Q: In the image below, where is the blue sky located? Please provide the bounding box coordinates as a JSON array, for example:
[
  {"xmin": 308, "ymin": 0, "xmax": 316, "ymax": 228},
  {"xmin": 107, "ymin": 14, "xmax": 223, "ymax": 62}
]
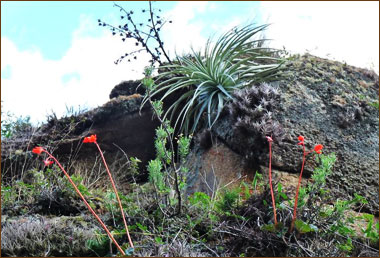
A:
[
  {"xmin": 1, "ymin": 1, "xmax": 262, "ymax": 59},
  {"xmin": 1, "ymin": 1, "xmax": 379, "ymax": 124}
]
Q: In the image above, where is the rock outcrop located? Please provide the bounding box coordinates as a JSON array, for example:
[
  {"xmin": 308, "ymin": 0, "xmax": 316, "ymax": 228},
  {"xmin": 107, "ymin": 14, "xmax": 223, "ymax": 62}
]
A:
[
  {"xmin": 209, "ymin": 54, "xmax": 379, "ymax": 215},
  {"xmin": 1, "ymin": 92, "xmax": 159, "ymax": 182}
]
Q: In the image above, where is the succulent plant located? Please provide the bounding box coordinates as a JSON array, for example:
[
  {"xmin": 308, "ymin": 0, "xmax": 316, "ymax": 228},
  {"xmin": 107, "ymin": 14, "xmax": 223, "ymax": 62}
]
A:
[{"xmin": 227, "ymin": 83, "xmax": 284, "ymax": 142}]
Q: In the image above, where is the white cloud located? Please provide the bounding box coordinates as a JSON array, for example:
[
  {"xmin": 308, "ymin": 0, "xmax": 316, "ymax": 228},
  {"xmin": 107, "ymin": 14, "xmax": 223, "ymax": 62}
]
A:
[
  {"xmin": 1, "ymin": 14, "xmax": 151, "ymax": 124},
  {"xmin": 259, "ymin": 1, "xmax": 379, "ymax": 73},
  {"xmin": 161, "ymin": 1, "xmax": 210, "ymax": 57}
]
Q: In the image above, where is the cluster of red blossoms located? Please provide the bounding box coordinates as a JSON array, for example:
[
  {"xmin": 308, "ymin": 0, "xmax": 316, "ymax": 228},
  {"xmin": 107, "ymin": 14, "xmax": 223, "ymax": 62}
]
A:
[
  {"xmin": 266, "ymin": 134, "xmax": 323, "ymax": 232},
  {"xmin": 32, "ymin": 147, "xmax": 53, "ymax": 167},
  {"xmin": 297, "ymin": 135, "xmax": 323, "ymax": 154},
  {"xmin": 83, "ymin": 134, "xmax": 97, "ymax": 143}
]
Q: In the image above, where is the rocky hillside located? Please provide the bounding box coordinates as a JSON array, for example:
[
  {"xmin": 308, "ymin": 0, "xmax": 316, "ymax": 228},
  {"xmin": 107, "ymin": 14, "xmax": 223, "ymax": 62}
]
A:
[{"xmin": 1, "ymin": 53, "xmax": 379, "ymax": 257}]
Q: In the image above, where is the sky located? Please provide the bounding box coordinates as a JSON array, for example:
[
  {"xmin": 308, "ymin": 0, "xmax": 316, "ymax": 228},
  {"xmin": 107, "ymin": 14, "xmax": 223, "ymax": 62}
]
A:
[{"xmin": 1, "ymin": 1, "xmax": 379, "ymax": 125}]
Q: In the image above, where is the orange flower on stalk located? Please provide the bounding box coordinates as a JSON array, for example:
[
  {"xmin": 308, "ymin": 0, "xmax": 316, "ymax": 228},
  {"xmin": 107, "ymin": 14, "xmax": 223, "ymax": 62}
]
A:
[
  {"xmin": 44, "ymin": 158, "xmax": 54, "ymax": 167},
  {"xmin": 290, "ymin": 136, "xmax": 324, "ymax": 233},
  {"xmin": 297, "ymin": 135, "xmax": 304, "ymax": 145},
  {"xmin": 82, "ymin": 133, "xmax": 134, "ymax": 248},
  {"xmin": 83, "ymin": 134, "xmax": 97, "ymax": 143},
  {"xmin": 314, "ymin": 144, "xmax": 323, "ymax": 154},
  {"xmin": 32, "ymin": 146, "xmax": 45, "ymax": 155}
]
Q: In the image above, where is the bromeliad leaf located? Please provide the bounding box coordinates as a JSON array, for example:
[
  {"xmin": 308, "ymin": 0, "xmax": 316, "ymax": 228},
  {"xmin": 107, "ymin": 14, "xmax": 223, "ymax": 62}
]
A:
[{"xmin": 141, "ymin": 23, "xmax": 284, "ymax": 135}]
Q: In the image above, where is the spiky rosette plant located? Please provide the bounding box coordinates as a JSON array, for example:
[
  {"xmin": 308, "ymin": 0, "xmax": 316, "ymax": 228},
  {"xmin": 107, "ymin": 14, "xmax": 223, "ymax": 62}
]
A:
[{"xmin": 141, "ymin": 24, "xmax": 284, "ymax": 135}]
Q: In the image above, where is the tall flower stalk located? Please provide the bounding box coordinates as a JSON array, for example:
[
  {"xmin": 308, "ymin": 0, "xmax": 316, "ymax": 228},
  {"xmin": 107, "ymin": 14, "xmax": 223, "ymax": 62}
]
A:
[
  {"xmin": 290, "ymin": 136, "xmax": 323, "ymax": 232},
  {"xmin": 32, "ymin": 146, "xmax": 126, "ymax": 256},
  {"xmin": 83, "ymin": 134, "xmax": 134, "ymax": 249},
  {"xmin": 266, "ymin": 136, "xmax": 277, "ymax": 226}
]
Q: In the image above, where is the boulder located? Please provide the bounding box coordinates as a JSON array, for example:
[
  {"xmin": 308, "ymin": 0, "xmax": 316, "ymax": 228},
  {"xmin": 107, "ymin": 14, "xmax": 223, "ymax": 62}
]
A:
[
  {"xmin": 186, "ymin": 140, "xmax": 256, "ymax": 196},
  {"xmin": 109, "ymin": 80, "xmax": 145, "ymax": 99}
]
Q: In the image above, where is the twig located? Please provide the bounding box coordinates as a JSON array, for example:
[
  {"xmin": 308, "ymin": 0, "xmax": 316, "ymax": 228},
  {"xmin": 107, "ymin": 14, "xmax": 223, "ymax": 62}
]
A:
[
  {"xmin": 293, "ymin": 234, "xmax": 314, "ymax": 257},
  {"xmin": 171, "ymin": 228, "xmax": 182, "ymax": 245},
  {"xmin": 189, "ymin": 235, "xmax": 220, "ymax": 257}
]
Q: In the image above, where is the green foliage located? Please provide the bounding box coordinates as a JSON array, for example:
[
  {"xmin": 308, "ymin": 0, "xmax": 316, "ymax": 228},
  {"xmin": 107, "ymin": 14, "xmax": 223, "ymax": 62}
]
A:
[
  {"xmin": 309, "ymin": 153, "xmax": 336, "ymax": 191},
  {"xmin": 64, "ymin": 174, "xmax": 91, "ymax": 197},
  {"xmin": 86, "ymin": 231, "xmax": 110, "ymax": 257},
  {"xmin": 252, "ymin": 171, "xmax": 263, "ymax": 194},
  {"xmin": 359, "ymin": 213, "xmax": 379, "ymax": 244},
  {"xmin": 276, "ymin": 182, "xmax": 288, "ymax": 204},
  {"xmin": 294, "ymin": 219, "xmax": 318, "ymax": 233},
  {"xmin": 240, "ymin": 181, "xmax": 251, "ymax": 200},
  {"xmin": 147, "ymin": 159, "xmax": 166, "ymax": 192},
  {"xmin": 337, "ymin": 237, "xmax": 354, "ymax": 253},
  {"xmin": 369, "ymin": 101, "xmax": 379, "ymax": 110},
  {"xmin": 154, "ymin": 237, "xmax": 164, "ymax": 245},
  {"xmin": 136, "ymin": 222, "xmax": 148, "ymax": 232},
  {"xmin": 141, "ymin": 24, "xmax": 284, "ymax": 134},
  {"xmin": 151, "ymin": 100, "xmax": 164, "ymax": 117},
  {"xmin": 326, "ymin": 194, "xmax": 368, "ymax": 239},
  {"xmin": 2, "ymin": 169, "xmax": 52, "ymax": 208},
  {"xmin": 217, "ymin": 188, "xmax": 240, "ymax": 212},
  {"xmin": 177, "ymin": 134, "xmax": 191, "ymax": 160},
  {"xmin": 129, "ymin": 157, "xmax": 141, "ymax": 177},
  {"xmin": 1, "ymin": 108, "xmax": 32, "ymax": 139},
  {"xmin": 189, "ymin": 192, "xmax": 211, "ymax": 210},
  {"xmin": 255, "ymin": 151, "xmax": 377, "ymax": 255}
]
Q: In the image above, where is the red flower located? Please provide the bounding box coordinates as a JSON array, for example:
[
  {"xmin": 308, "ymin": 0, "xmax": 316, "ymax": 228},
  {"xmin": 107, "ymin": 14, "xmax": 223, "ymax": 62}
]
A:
[
  {"xmin": 314, "ymin": 144, "xmax": 323, "ymax": 154},
  {"xmin": 44, "ymin": 158, "xmax": 54, "ymax": 167},
  {"xmin": 83, "ymin": 134, "xmax": 97, "ymax": 143},
  {"xmin": 32, "ymin": 146, "xmax": 45, "ymax": 155},
  {"xmin": 266, "ymin": 136, "xmax": 273, "ymax": 142},
  {"xmin": 297, "ymin": 135, "xmax": 304, "ymax": 145}
]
